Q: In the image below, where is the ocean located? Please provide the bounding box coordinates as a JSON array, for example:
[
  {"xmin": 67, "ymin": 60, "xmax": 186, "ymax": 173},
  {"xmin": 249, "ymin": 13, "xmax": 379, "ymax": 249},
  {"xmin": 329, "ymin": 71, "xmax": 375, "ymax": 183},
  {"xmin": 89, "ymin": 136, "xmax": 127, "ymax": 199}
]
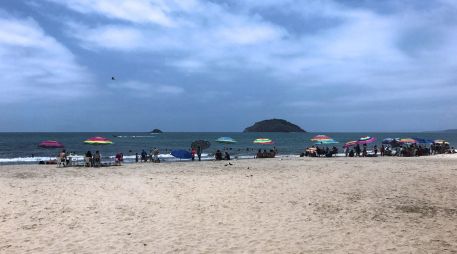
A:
[{"xmin": 0, "ymin": 132, "xmax": 456, "ymax": 164}]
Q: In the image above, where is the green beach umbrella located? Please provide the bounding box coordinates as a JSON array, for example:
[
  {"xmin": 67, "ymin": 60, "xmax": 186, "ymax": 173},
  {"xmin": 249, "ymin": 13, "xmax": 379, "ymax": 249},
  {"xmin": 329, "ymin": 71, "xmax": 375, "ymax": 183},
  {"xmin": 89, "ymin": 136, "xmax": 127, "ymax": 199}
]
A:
[{"xmin": 253, "ymin": 138, "xmax": 274, "ymax": 145}]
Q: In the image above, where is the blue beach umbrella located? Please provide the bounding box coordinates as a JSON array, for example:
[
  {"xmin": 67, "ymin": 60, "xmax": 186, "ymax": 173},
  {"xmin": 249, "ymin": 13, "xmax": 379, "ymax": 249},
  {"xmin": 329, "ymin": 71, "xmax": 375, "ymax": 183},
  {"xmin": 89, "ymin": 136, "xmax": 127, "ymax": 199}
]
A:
[
  {"xmin": 171, "ymin": 149, "xmax": 192, "ymax": 159},
  {"xmin": 412, "ymin": 138, "xmax": 434, "ymax": 144},
  {"xmin": 314, "ymin": 139, "xmax": 339, "ymax": 145},
  {"xmin": 382, "ymin": 138, "xmax": 395, "ymax": 144}
]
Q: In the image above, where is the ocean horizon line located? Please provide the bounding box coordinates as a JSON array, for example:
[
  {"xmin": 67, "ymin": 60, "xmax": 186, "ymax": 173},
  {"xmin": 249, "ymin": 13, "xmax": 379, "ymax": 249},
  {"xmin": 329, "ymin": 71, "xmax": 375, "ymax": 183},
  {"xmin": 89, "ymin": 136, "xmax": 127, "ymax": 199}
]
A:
[{"xmin": 0, "ymin": 130, "xmax": 454, "ymax": 134}]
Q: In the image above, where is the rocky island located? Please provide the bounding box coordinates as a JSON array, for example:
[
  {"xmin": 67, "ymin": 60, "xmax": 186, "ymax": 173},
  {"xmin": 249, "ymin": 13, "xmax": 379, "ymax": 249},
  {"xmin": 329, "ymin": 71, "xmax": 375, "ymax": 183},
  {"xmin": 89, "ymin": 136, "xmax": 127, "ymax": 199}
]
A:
[
  {"xmin": 243, "ymin": 119, "xmax": 306, "ymax": 133},
  {"xmin": 150, "ymin": 129, "xmax": 163, "ymax": 133}
]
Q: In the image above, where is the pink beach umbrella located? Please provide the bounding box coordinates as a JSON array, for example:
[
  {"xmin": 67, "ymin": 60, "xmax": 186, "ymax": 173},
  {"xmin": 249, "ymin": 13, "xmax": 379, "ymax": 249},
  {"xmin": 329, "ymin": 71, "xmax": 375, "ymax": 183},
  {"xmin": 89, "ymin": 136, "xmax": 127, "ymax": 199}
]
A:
[
  {"xmin": 357, "ymin": 136, "xmax": 376, "ymax": 145},
  {"xmin": 343, "ymin": 140, "xmax": 358, "ymax": 148},
  {"xmin": 38, "ymin": 140, "xmax": 64, "ymax": 149}
]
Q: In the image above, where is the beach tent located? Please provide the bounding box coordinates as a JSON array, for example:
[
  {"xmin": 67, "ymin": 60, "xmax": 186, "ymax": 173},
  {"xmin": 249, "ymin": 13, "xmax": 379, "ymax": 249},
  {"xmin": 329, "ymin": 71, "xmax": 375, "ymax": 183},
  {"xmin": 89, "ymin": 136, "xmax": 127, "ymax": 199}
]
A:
[{"xmin": 253, "ymin": 138, "xmax": 274, "ymax": 145}]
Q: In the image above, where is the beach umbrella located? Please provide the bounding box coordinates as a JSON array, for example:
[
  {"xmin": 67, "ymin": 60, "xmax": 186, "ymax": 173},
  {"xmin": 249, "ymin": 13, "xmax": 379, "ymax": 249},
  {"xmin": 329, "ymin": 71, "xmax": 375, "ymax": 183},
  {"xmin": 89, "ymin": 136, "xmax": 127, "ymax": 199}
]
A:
[
  {"xmin": 310, "ymin": 135, "xmax": 333, "ymax": 141},
  {"xmin": 434, "ymin": 139, "xmax": 449, "ymax": 144},
  {"xmin": 315, "ymin": 139, "xmax": 339, "ymax": 145},
  {"xmin": 382, "ymin": 138, "xmax": 395, "ymax": 144},
  {"xmin": 215, "ymin": 137, "xmax": 237, "ymax": 144},
  {"xmin": 171, "ymin": 149, "xmax": 192, "ymax": 159},
  {"xmin": 413, "ymin": 138, "xmax": 434, "ymax": 144},
  {"xmin": 253, "ymin": 138, "xmax": 274, "ymax": 145},
  {"xmin": 357, "ymin": 136, "xmax": 376, "ymax": 145},
  {"xmin": 398, "ymin": 138, "xmax": 417, "ymax": 144},
  {"xmin": 84, "ymin": 137, "xmax": 113, "ymax": 145},
  {"xmin": 191, "ymin": 140, "xmax": 211, "ymax": 150},
  {"xmin": 343, "ymin": 140, "xmax": 358, "ymax": 148},
  {"xmin": 38, "ymin": 140, "xmax": 64, "ymax": 148}
]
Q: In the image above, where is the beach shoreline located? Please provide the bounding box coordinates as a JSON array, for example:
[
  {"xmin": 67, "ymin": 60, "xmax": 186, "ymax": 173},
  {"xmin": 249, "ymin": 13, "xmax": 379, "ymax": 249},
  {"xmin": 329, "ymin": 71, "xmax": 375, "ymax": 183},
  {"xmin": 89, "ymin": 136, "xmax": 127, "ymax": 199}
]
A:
[{"xmin": 1, "ymin": 156, "xmax": 457, "ymax": 253}]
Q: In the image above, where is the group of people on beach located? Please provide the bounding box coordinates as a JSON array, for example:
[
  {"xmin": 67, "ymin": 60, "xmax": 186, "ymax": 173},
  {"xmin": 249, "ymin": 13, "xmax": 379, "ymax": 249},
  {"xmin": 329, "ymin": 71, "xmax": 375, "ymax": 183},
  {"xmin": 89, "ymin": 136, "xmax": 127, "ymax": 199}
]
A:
[
  {"xmin": 256, "ymin": 149, "xmax": 277, "ymax": 158},
  {"xmin": 302, "ymin": 146, "xmax": 339, "ymax": 157},
  {"xmin": 84, "ymin": 150, "xmax": 103, "ymax": 167},
  {"xmin": 137, "ymin": 148, "xmax": 160, "ymax": 163},
  {"xmin": 215, "ymin": 150, "xmax": 231, "ymax": 160},
  {"xmin": 303, "ymin": 142, "xmax": 455, "ymax": 158},
  {"xmin": 49, "ymin": 139, "xmax": 455, "ymax": 167}
]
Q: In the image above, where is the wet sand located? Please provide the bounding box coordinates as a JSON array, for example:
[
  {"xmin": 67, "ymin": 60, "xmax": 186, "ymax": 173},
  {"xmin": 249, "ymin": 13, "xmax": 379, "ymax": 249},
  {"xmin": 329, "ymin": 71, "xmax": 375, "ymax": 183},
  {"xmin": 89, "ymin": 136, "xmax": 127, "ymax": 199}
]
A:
[{"xmin": 1, "ymin": 155, "xmax": 457, "ymax": 253}]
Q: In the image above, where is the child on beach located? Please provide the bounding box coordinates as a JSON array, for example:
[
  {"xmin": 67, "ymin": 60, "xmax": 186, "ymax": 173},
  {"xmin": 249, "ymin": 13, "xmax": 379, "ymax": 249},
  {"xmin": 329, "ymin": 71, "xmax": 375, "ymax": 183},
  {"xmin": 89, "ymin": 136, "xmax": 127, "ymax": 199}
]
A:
[{"xmin": 115, "ymin": 152, "xmax": 122, "ymax": 166}]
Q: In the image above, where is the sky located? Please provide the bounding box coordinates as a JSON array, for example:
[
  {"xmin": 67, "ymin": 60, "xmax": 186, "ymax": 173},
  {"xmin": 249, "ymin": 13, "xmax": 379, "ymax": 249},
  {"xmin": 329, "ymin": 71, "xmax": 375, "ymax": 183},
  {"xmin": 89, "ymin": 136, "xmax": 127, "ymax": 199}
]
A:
[{"xmin": 1, "ymin": 0, "xmax": 457, "ymax": 132}]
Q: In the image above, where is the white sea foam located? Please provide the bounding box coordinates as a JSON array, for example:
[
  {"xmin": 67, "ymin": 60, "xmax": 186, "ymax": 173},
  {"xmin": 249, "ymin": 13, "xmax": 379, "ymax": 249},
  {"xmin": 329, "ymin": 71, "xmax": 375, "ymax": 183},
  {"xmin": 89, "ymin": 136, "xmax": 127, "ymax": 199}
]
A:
[{"xmin": 113, "ymin": 136, "xmax": 156, "ymax": 138}]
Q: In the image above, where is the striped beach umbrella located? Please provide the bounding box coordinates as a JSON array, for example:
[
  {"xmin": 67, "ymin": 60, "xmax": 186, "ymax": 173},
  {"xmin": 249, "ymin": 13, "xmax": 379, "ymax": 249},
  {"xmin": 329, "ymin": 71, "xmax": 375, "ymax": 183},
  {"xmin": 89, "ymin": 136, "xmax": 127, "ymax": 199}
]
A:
[
  {"xmin": 38, "ymin": 140, "xmax": 64, "ymax": 148},
  {"xmin": 315, "ymin": 139, "xmax": 339, "ymax": 145},
  {"xmin": 413, "ymin": 138, "xmax": 434, "ymax": 144},
  {"xmin": 398, "ymin": 138, "xmax": 417, "ymax": 144},
  {"xmin": 357, "ymin": 136, "xmax": 376, "ymax": 145},
  {"xmin": 343, "ymin": 140, "xmax": 358, "ymax": 148},
  {"xmin": 253, "ymin": 138, "xmax": 274, "ymax": 145},
  {"xmin": 215, "ymin": 137, "xmax": 237, "ymax": 144},
  {"xmin": 84, "ymin": 137, "xmax": 113, "ymax": 145},
  {"xmin": 310, "ymin": 135, "xmax": 333, "ymax": 141}
]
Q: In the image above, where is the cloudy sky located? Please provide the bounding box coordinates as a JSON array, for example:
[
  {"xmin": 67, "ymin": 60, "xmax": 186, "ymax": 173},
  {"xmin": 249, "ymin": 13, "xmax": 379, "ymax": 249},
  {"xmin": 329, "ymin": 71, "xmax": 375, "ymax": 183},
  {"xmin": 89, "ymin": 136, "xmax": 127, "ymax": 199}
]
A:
[{"xmin": 1, "ymin": 0, "xmax": 457, "ymax": 132}]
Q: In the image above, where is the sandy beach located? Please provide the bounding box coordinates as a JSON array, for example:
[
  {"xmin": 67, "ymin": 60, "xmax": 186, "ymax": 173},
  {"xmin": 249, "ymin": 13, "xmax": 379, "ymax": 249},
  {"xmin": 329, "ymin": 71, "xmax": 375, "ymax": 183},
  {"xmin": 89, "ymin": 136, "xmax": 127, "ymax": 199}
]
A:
[{"xmin": 1, "ymin": 156, "xmax": 457, "ymax": 253}]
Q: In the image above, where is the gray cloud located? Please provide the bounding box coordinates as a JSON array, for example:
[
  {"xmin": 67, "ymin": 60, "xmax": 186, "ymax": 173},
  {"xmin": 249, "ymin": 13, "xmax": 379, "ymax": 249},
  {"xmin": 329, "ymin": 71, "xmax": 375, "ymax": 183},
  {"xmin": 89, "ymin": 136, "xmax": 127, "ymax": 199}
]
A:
[{"xmin": 1, "ymin": 0, "xmax": 457, "ymax": 131}]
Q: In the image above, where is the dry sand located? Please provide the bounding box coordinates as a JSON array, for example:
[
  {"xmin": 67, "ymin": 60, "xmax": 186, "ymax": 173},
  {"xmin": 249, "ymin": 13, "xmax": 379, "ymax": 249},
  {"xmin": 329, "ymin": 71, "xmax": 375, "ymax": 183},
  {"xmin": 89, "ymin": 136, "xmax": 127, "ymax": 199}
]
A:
[{"xmin": 1, "ymin": 156, "xmax": 457, "ymax": 253}]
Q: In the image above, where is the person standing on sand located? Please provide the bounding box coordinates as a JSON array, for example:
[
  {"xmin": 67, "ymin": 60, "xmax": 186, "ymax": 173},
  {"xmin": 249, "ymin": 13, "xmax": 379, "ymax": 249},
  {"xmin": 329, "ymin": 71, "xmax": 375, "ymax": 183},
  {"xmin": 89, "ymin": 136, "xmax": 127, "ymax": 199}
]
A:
[
  {"xmin": 380, "ymin": 145, "xmax": 385, "ymax": 156},
  {"xmin": 141, "ymin": 150, "xmax": 147, "ymax": 162},
  {"xmin": 355, "ymin": 144, "xmax": 361, "ymax": 157},
  {"xmin": 153, "ymin": 148, "xmax": 160, "ymax": 163},
  {"xmin": 135, "ymin": 153, "xmax": 139, "ymax": 163},
  {"xmin": 58, "ymin": 149, "xmax": 66, "ymax": 167},
  {"xmin": 374, "ymin": 145, "xmax": 378, "ymax": 156},
  {"xmin": 344, "ymin": 146, "xmax": 349, "ymax": 157},
  {"xmin": 197, "ymin": 146, "xmax": 202, "ymax": 161},
  {"xmin": 362, "ymin": 145, "xmax": 367, "ymax": 157},
  {"xmin": 85, "ymin": 151, "xmax": 92, "ymax": 167},
  {"xmin": 191, "ymin": 148, "xmax": 196, "ymax": 161},
  {"xmin": 94, "ymin": 151, "xmax": 101, "ymax": 167}
]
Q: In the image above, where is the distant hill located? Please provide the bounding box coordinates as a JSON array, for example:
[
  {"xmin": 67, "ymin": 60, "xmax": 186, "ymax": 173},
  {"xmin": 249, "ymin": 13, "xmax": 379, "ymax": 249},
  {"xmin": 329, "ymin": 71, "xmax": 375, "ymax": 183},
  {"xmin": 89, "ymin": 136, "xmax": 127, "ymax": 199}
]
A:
[
  {"xmin": 243, "ymin": 119, "xmax": 306, "ymax": 133},
  {"xmin": 150, "ymin": 129, "xmax": 163, "ymax": 133},
  {"xmin": 442, "ymin": 129, "xmax": 457, "ymax": 133}
]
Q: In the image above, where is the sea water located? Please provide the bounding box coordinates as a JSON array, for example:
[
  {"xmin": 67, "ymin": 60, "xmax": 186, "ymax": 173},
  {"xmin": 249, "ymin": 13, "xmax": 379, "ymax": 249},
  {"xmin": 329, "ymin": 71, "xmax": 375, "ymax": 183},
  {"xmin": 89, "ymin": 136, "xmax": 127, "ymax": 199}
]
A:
[{"xmin": 0, "ymin": 132, "xmax": 456, "ymax": 165}]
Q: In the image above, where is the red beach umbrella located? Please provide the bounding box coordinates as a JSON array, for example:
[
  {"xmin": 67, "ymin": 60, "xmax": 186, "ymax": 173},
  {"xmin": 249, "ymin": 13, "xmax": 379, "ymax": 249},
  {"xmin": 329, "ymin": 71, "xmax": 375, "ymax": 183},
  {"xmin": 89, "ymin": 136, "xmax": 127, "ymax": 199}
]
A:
[{"xmin": 38, "ymin": 140, "xmax": 64, "ymax": 148}]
